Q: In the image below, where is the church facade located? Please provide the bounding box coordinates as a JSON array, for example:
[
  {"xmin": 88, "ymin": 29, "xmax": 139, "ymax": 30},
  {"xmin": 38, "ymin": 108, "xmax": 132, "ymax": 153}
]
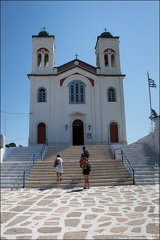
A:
[{"xmin": 28, "ymin": 29, "xmax": 127, "ymax": 146}]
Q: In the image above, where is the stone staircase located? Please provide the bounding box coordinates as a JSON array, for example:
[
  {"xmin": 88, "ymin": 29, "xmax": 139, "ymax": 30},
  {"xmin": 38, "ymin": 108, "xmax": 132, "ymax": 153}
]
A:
[
  {"xmin": 25, "ymin": 145, "xmax": 133, "ymax": 189},
  {"xmin": 1, "ymin": 146, "xmax": 43, "ymax": 189},
  {"xmin": 112, "ymin": 143, "xmax": 159, "ymax": 185}
]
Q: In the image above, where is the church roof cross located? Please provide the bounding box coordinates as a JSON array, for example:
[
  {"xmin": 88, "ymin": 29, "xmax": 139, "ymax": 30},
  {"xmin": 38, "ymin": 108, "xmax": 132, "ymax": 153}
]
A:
[
  {"xmin": 104, "ymin": 28, "xmax": 107, "ymax": 32},
  {"xmin": 75, "ymin": 53, "xmax": 79, "ymax": 59},
  {"xmin": 42, "ymin": 27, "xmax": 46, "ymax": 31}
]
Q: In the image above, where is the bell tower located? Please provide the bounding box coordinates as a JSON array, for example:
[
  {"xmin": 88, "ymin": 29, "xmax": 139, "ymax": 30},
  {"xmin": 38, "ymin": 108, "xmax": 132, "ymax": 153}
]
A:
[
  {"xmin": 95, "ymin": 29, "xmax": 121, "ymax": 75},
  {"xmin": 31, "ymin": 28, "xmax": 55, "ymax": 74}
]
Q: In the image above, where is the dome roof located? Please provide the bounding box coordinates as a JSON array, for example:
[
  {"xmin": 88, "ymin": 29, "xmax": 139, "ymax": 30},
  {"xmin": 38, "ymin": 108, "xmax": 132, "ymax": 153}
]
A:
[
  {"xmin": 100, "ymin": 31, "xmax": 113, "ymax": 38},
  {"xmin": 38, "ymin": 30, "xmax": 50, "ymax": 37},
  {"xmin": 32, "ymin": 29, "xmax": 55, "ymax": 39}
]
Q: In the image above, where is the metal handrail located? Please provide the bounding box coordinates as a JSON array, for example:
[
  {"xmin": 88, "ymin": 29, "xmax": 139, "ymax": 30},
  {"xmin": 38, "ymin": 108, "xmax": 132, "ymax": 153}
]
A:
[
  {"xmin": 120, "ymin": 149, "xmax": 135, "ymax": 184},
  {"xmin": 22, "ymin": 152, "xmax": 35, "ymax": 188},
  {"xmin": 40, "ymin": 138, "xmax": 48, "ymax": 161},
  {"xmin": 112, "ymin": 147, "xmax": 135, "ymax": 184}
]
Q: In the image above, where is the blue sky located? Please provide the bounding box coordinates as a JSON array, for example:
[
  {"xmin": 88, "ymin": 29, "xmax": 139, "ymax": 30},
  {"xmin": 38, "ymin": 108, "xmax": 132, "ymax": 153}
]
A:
[{"xmin": 1, "ymin": 1, "xmax": 159, "ymax": 146}]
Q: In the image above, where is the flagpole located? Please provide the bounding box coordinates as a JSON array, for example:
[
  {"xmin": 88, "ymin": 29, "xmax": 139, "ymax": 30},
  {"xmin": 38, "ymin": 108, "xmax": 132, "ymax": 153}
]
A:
[
  {"xmin": 4, "ymin": 105, "xmax": 7, "ymax": 140},
  {"xmin": 147, "ymin": 71, "xmax": 154, "ymax": 132},
  {"xmin": 147, "ymin": 71, "xmax": 155, "ymax": 152}
]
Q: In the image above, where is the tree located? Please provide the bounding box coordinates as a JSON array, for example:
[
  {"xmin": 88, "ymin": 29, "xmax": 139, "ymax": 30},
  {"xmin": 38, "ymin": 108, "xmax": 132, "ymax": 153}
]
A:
[
  {"xmin": 8, "ymin": 142, "xmax": 16, "ymax": 147},
  {"xmin": 149, "ymin": 109, "xmax": 158, "ymax": 122}
]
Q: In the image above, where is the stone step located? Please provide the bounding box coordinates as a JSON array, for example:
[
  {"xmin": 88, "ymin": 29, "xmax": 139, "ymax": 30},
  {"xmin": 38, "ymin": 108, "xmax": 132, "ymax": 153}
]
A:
[
  {"xmin": 32, "ymin": 164, "xmax": 126, "ymax": 171},
  {"xmin": 28, "ymin": 172, "xmax": 131, "ymax": 178},
  {"xmin": 1, "ymin": 173, "xmax": 28, "ymax": 177},
  {"xmin": 1, "ymin": 166, "xmax": 28, "ymax": 170},
  {"xmin": 132, "ymin": 166, "xmax": 158, "ymax": 170},
  {"xmin": 32, "ymin": 166, "xmax": 129, "ymax": 171},
  {"xmin": 1, "ymin": 178, "xmax": 24, "ymax": 183},
  {"xmin": 135, "ymin": 180, "xmax": 157, "ymax": 185},
  {"xmin": 2, "ymin": 161, "xmax": 29, "ymax": 165},
  {"xmin": 29, "ymin": 168, "xmax": 129, "ymax": 174},
  {"xmin": 1, "ymin": 183, "xmax": 23, "ymax": 189},
  {"xmin": 25, "ymin": 180, "xmax": 133, "ymax": 189}
]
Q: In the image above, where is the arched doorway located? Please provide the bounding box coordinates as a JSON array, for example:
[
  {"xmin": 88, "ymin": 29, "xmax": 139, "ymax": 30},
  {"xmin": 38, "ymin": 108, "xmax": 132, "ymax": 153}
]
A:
[
  {"xmin": 37, "ymin": 123, "xmax": 46, "ymax": 144},
  {"xmin": 110, "ymin": 122, "xmax": 118, "ymax": 143},
  {"xmin": 72, "ymin": 119, "xmax": 84, "ymax": 145}
]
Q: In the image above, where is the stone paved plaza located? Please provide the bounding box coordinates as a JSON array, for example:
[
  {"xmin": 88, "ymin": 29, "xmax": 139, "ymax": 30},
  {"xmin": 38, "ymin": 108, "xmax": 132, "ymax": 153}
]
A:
[{"xmin": 1, "ymin": 184, "xmax": 159, "ymax": 239}]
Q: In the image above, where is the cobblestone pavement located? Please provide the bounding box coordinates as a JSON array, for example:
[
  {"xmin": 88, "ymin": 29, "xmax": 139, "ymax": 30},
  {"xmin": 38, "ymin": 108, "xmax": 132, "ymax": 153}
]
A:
[{"xmin": 1, "ymin": 184, "xmax": 159, "ymax": 240}]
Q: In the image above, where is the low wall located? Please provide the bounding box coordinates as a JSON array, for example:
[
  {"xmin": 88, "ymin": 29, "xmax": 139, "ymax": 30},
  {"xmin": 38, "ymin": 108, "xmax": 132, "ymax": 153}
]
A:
[
  {"xmin": 1, "ymin": 147, "xmax": 16, "ymax": 162},
  {"xmin": 0, "ymin": 148, "xmax": 5, "ymax": 162},
  {"xmin": 137, "ymin": 117, "xmax": 159, "ymax": 156}
]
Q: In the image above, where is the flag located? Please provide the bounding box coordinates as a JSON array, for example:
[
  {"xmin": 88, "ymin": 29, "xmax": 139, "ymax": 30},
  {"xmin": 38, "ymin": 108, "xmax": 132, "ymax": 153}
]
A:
[{"xmin": 148, "ymin": 78, "xmax": 157, "ymax": 88}]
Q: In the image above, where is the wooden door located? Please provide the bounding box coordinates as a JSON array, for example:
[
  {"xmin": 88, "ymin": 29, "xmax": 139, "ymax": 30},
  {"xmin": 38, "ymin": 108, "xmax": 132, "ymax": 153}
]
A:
[
  {"xmin": 37, "ymin": 123, "xmax": 46, "ymax": 144},
  {"xmin": 110, "ymin": 122, "xmax": 118, "ymax": 143},
  {"xmin": 72, "ymin": 119, "xmax": 84, "ymax": 145}
]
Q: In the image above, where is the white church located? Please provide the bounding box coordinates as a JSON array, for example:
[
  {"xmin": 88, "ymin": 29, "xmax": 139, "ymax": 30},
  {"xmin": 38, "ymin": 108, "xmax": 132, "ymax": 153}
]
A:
[{"xmin": 28, "ymin": 29, "xmax": 127, "ymax": 146}]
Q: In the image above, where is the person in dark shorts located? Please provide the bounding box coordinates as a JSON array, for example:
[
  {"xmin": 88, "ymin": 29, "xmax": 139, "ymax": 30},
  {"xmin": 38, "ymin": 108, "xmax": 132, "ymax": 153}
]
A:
[{"xmin": 82, "ymin": 157, "xmax": 91, "ymax": 189}]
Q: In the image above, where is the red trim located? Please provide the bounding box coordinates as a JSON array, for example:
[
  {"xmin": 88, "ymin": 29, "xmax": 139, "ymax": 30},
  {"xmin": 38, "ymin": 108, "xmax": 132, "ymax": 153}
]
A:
[
  {"xmin": 57, "ymin": 60, "xmax": 96, "ymax": 73},
  {"xmin": 104, "ymin": 48, "xmax": 115, "ymax": 53},
  {"xmin": 60, "ymin": 72, "xmax": 94, "ymax": 86},
  {"xmin": 36, "ymin": 48, "xmax": 49, "ymax": 53}
]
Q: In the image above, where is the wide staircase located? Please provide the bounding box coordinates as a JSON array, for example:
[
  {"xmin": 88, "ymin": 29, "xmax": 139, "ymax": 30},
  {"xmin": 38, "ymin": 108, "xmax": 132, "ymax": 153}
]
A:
[
  {"xmin": 113, "ymin": 143, "xmax": 159, "ymax": 185},
  {"xmin": 25, "ymin": 145, "xmax": 133, "ymax": 189},
  {"xmin": 1, "ymin": 146, "xmax": 43, "ymax": 189}
]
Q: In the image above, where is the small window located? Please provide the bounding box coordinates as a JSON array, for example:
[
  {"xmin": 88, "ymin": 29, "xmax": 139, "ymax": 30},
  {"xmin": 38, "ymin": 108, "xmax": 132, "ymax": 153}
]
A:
[
  {"xmin": 107, "ymin": 88, "xmax": 117, "ymax": 102},
  {"xmin": 68, "ymin": 80, "xmax": 86, "ymax": 104},
  {"xmin": 37, "ymin": 88, "xmax": 47, "ymax": 102}
]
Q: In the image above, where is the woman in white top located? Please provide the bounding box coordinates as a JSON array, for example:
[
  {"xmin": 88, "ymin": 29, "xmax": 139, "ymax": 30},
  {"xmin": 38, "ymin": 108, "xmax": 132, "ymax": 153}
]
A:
[{"xmin": 54, "ymin": 154, "xmax": 63, "ymax": 181}]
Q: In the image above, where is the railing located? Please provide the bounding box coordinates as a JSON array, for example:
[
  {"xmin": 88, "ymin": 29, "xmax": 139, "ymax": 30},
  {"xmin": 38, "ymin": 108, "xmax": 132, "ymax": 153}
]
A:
[
  {"xmin": 10, "ymin": 141, "xmax": 48, "ymax": 189},
  {"xmin": 40, "ymin": 138, "xmax": 48, "ymax": 161},
  {"xmin": 22, "ymin": 152, "xmax": 35, "ymax": 188},
  {"xmin": 22, "ymin": 140, "xmax": 48, "ymax": 188},
  {"xmin": 120, "ymin": 149, "xmax": 135, "ymax": 184},
  {"xmin": 111, "ymin": 146, "xmax": 135, "ymax": 184}
]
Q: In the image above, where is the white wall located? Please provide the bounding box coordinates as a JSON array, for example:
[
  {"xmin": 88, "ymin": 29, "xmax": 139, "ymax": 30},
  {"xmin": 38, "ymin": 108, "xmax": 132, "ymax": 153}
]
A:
[
  {"xmin": 137, "ymin": 116, "xmax": 159, "ymax": 156},
  {"xmin": 1, "ymin": 147, "xmax": 15, "ymax": 162}
]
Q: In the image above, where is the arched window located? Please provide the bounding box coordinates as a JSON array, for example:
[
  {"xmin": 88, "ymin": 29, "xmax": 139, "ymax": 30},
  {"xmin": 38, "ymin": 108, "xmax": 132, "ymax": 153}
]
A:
[
  {"xmin": 104, "ymin": 49, "xmax": 116, "ymax": 68},
  {"xmin": 104, "ymin": 54, "xmax": 109, "ymax": 67},
  {"xmin": 107, "ymin": 87, "xmax": 117, "ymax": 102},
  {"xmin": 37, "ymin": 53, "xmax": 42, "ymax": 67},
  {"xmin": 111, "ymin": 54, "xmax": 116, "ymax": 67},
  {"xmin": 36, "ymin": 48, "xmax": 49, "ymax": 67},
  {"xmin": 96, "ymin": 53, "xmax": 100, "ymax": 67},
  {"xmin": 68, "ymin": 80, "xmax": 86, "ymax": 104},
  {"xmin": 37, "ymin": 87, "xmax": 47, "ymax": 102},
  {"xmin": 44, "ymin": 53, "xmax": 49, "ymax": 66}
]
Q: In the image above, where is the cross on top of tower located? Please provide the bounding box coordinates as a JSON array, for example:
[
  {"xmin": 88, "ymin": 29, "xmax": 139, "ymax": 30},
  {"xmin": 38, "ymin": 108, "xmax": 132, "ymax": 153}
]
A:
[
  {"xmin": 42, "ymin": 27, "xmax": 46, "ymax": 31},
  {"xmin": 104, "ymin": 28, "xmax": 107, "ymax": 32},
  {"xmin": 75, "ymin": 53, "xmax": 79, "ymax": 59}
]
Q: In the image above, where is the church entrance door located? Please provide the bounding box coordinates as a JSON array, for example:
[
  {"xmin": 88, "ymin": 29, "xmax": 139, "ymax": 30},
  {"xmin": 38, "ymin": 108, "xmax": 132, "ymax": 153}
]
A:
[
  {"xmin": 37, "ymin": 123, "xmax": 46, "ymax": 144},
  {"xmin": 72, "ymin": 119, "xmax": 84, "ymax": 145},
  {"xmin": 110, "ymin": 122, "xmax": 118, "ymax": 142}
]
